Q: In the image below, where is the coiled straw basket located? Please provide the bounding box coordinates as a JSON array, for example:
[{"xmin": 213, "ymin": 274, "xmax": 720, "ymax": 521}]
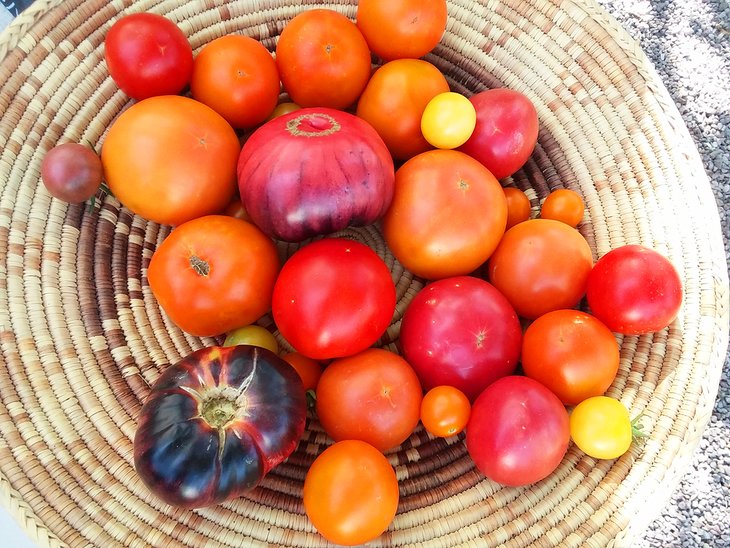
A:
[{"xmin": 0, "ymin": 0, "xmax": 728, "ymax": 546}]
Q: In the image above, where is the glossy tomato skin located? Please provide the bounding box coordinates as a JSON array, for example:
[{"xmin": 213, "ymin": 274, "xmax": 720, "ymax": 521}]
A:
[
  {"xmin": 104, "ymin": 13, "xmax": 193, "ymax": 100},
  {"xmin": 101, "ymin": 95, "xmax": 240, "ymax": 227},
  {"xmin": 399, "ymin": 276, "xmax": 522, "ymax": 401},
  {"xmin": 40, "ymin": 143, "xmax": 103, "ymax": 204},
  {"xmin": 147, "ymin": 215, "xmax": 280, "ymax": 338},
  {"xmin": 586, "ymin": 245, "xmax": 683, "ymax": 335},
  {"xmin": 272, "ymin": 238, "xmax": 396, "ymax": 360},
  {"xmin": 466, "ymin": 375, "xmax": 570, "ymax": 486},
  {"xmin": 134, "ymin": 345, "xmax": 306, "ymax": 509},
  {"xmin": 487, "ymin": 218, "xmax": 594, "ymax": 319},
  {"xmin": 458, "ymin": 88, "xmax": 539, "ymax": 180}
]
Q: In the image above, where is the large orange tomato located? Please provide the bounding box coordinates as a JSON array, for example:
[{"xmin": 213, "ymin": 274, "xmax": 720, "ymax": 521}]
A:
[
  {"xmin": 147, "ymin": 215, "xmax": 280, "ymax": 337},
  {"xmin": 383, "ymin": 149, "xmax": 508, "ymax": 280},
  {"xmin": 101, "ymin": 95, "xmax": 240, "ymax": 226},
  {"xmin": 356, "ymin": 59, "xmax": 449, "ymax": 161},
  {"xmin": 275, "ymin": 9, "xmax": 371, "ymax": 110},
  {"xmin": 356, "ymin": 0, "xmax": 447, "ymax": 61}
]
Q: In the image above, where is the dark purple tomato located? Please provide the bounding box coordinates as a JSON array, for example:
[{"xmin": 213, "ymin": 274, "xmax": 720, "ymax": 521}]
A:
[{"xmin": 40, "ymin": 143, "xmax": 103, "ymax": 204}]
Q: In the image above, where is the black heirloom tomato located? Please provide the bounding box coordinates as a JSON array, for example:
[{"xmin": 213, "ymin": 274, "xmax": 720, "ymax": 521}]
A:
[{"xmin": 133, "ymin": 345, "xmax": 307, "ymax": 508}]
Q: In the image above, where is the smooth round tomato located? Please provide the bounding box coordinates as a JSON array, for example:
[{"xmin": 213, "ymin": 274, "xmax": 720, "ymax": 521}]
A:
[
  {"xmin": 356, "ymin": 0, "xmax": 447, "ymax": 61},
  {"xmin": 421, "ymin": 92, "xmax": 477, "ymax": 149},
  {"xmin": 541, "ymin": 188, "xmax": 585, "ymax": 227},
  {"xmin": 503, "ymin": 186, "xmax": 532, "ymax": 229},
  {"xmin": 276, "ymin": 9, "xmax": 371, "ymax": 110},
  {"xmin": 521, "ymin": 309, "xmax": 620, "ymax": 405},
  {"xmin": 586, "ymin": 245, "xmax": 683, "ymax": 335},
  {"xmin": 303, "ymin": 440, "xmax": 399, "ymax": 546},
  {"xmin": 458, "ymin": 88, "xmax": 539, "ymax": 180},
  {"xmin": 41, "ymin": 143, "xmax": 102, "ymax": 204},
  {"xmin": 487, "ymin": 218, "xmax": 594, "ymax": 319},
  {"xmin": 315, "ymin": 348, "xmax": 422, "ymax": 452},
  {"xmin": 466, "ymin": 375, "xmax": 570, "ymax": 486},
  {"xmin": 420, "ymin": 385, "xmax": 471, "ymax": 438},
  {"xmin": 570, "ymin": 396, "xmax": 635, "ymax": 459},
  {"xmin": 281, "ymin": 352, "xmax": 323, "ymax": 392},
  {"xmin": 271, "ymin": 238, "xmax": 396, "ymax": 360},
  {"xmin": 101, "ymin": 95, "xmax": 240, "ymax": 226},
  {"xmin": 383, "ymin": 149, "xmax": 507, "ymax": 280},
  {"xmin": 104, "ymin": 13, "xmax": 193, "ymax": 100},
  {"xmin": 356, "ymin": 59, "xmax": 449, "ymax": 161},
  {"xmin": 190, "ymin": 35, "xmax": 280, "ymax": 129},
  {"xmin": 267, "ymin": 102, "xmax": 301, "ymax": 120},
  {"xmin": 147, "ymin": 215, "xmax": 280, "ymax": 337},
  {"xmin": 399, "ymin": 276, "xmax": 522, "ymax": 402},
  {"xmin": 223, "ymin": 325, "xmax": 279, "ymax": 354}
]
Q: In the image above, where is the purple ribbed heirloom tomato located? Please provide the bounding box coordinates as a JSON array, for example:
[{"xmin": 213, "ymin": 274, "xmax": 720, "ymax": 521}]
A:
[{"xmin": 133, "ymin": 345, "xmax": 306, "ymax": 509}]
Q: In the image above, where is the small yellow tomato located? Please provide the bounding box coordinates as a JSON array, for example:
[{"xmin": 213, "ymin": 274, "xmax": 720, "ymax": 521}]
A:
[
  {"xmin": 569, "ymin": 396, "xmax": 638, "ymax": 459},
  {"xmin": 267, "ymin": 101, "xmax": 301, "ymax": 120},
  {"xmin": 420, "ymin": 92, "xmax": 477, "ymax": 149},
  {"xmin": 223, "ymin": 324, "xmax": 279, "ymax": 354}
]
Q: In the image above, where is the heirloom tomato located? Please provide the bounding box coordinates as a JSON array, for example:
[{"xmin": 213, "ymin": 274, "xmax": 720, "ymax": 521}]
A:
[
  {"xmin": 276, "ymin": 9, "xmax": 371, "ymax": 109},
  {"xmin": 487, "ymin": 218, "xmax": 593, "ymax": 319},
  {"xmin": 315, "ymin": 348, "xmax": 422, "ymax": 452},
  {"xmin": 399, "ymin": 276, "xmax": 521, "ymax": 401},
  {"xmin": 420, "ymin": 92, "xmax": 477, "ymax": 150},
  {"xmin": 271, "ymin": 238, "xmax": 396, "ymax": 360},
  {"xmin": 586, "ymin": 245, "xmax": 683, "ymax": 335},
  {"xmin": 521, "ymin": 309, "xmax": 620, "ymax": 405},
  {"xmin": 147, "ymin": 215, "xmax": 280, "ymax": 338},
  {"xmin": 570, "ymin": 396, "xmax": 639, "ymax": 459},
  {"xmin": 101, "ymin": 95, "xmax": 240, "ymax": 226},
  {"xmin": 356, "ymin": 0, "xmax": 448, "ymax": 61},
  {"xmin": 540, "ymin": 188, "xmax": 585, "ymax": 227},
  {"xmin": 40, "ymin": 143, "xmax": 102, "ymax": 204},
  {"xmin": 134, "ymin": 345, "xmax": 306, "ymax": 509},
  {"xmin": 466, "ymin": 375, "xmax": 570, "ymax": 486},
  {"xmin": 420, "ymin": 385, "xmax": 471, "ymax": 438},
  {"xmin": 383, "ymin": 149, "xmax": 507, "ymax": 280},
  {"xmin": 303, "ymin": 440, "xmax": 399, "ymax": 546}
]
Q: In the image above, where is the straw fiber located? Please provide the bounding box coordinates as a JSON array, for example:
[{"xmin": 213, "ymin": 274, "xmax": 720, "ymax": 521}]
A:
[{"xmin": 0, "ymin": 0, "xmax": 727, "ymax": 546}]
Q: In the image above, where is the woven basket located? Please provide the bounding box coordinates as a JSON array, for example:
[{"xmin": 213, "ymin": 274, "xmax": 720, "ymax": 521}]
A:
[{"xmin": 0, "ymin": 0, "xmax": 728, "ymax": 546}]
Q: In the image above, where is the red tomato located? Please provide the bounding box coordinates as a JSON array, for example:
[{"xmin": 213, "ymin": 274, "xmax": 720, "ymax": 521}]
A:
[
  {"xmin": 521, "ymin": 309, "xmax": 620, "ymax": 405},
  {"xmin": 104, "ymin": 13, "xmax": 193, "ymax": 100},
  {"xmin": 315, "ymin": 348, "xmax": 422, "ymax": 452},
  {"xmin": 147, "ymin": 215, "xmax": 280, "ymax": 337},
  {"xmin": 503, "ymin": 186, "xmax": 532, "ymax": 229},
  {"xmin": 458, "ymin": 88, "xmax": 539, "ymax": 180},
  {"xmin": 420, "ymin": 385, "xmax": 471, "ymax": 438},
  {"xmin": 466, "ymin": 375, "xmax": 570, "ymax": 486},
  {"xmin": 383, "ymin": 149, "xmax": 508, "ymax": 280},
  {"xmin": 356, "ymin": 0, "xmax": 447, "ymax": 61},
  {"xmin": 586, "ymin": 245, "xmax": 683, "ymax": 334},
  {"xmin": 101, "ymin": 95, "xmax": 240, "ymax": 227},
  {"xmin": 271, "ymin": 238, "xmax": 396, "ymax": 360},
  {"xmin": 399, "ymin": 276, "xmax": 522, "ymax": 401},
  {"xmin": 276, "ymin": 9, "xmax": 371, "ymax": 110},
  {"xmin": 487, "ymin": 219, "xmax": 594, "ymax": 319},
  {"xmin": 540, "ymin": 188, "xmax": 585, "ymax": 227},
  {"xmin": 303, "ymin": 440, "xmax": 399, "ymax": 546},
  {"xmin": 190, "ymin": 35, "xmax": 280, "ymax": 129}
]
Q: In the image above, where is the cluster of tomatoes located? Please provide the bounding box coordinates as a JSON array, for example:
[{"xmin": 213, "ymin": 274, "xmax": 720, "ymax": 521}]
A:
[{"xmin": 38, "ymin": 1, "xmax": 685, "ymax": 546}]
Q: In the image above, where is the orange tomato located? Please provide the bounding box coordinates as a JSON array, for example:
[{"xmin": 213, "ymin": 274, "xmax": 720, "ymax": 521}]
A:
[
  {"xmin": 356, "ymin": 0, "xmax": 447, "ymax": 61},
  {"xmin": 281, "ymin": 352, "xmax": 323, "ymax": 392},
  {"xmin": 503, "ymin": 186, "xmax": 532, "ymax": 229},
  {"xmin": 356, "ymin": 59, "xmax": 449, "ymax": 161},
  {"xmin": 303, "ymin": 440, "xmax": 399, "ymax": 546},
  {"xmin": 420, "ymin": 385, "xmax": 471, "ymax": 437},
  {"xmin": 275, "ymin": 9, "xmax": 372, "ymax": 110},
  {"xmin": 540, "ymin": 188, "xmax": 585, "ymax": 227},
  {"xmin": 190, "ymin": 35, "xmax": 281, "ymax": 129},
  {"xmin": 147, "ymin": 215, "xmax": 280, "ymax": 337},
  {"xmin": 101, "ymin": 95, "xmax": 240, "ymax": 226},
  {"xmin": 383, "ymin": 149, "xmax": 508, "ymax": 280}
]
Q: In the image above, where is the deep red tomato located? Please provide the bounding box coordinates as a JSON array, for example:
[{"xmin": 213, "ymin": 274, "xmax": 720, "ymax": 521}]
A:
[
  {"xmin": 586, "ymin": 245, "xmax": 683, "ymax": 334},
  {"xmin": 147, "ymin": 215, "xmax": 280, "ymax": 337},
  {"xmin": 40, "ymin": 143, "xmax": 103, "ymax": 204},
  {"xmin": 466, "ymin": 375, "xmax": 570, "ymax": 486},
  {"xmin": 458, "ymin": 88, "xmax": 539, "ymax": 180},
  {"xmin": 487, "ymin": 218, "xmax": 594, "ymax": 319},
  {"xmin": 190, "ymin": 35, "xmax": 280, "ymax": 129},
  {"xmin": 315, "ymin": 348, "xmax": 423, "ymax": 452},
  {"xmin": 271, "ymin": 238, "xmax": 396, "ymax": 360},
  {"xmin": 399, "ymin": 276, "xmax": 522, "ymax": 401},
  {"xmin": 383, "ymin": 149, "xmax": 508, "ymax": 280},
  {"xmin": 521, "ymin": 309, "xmax": 620, "ymax": 405},
  {"xmin": 104, "ymin": 13, "xmax": 193, "ymax": 100}
]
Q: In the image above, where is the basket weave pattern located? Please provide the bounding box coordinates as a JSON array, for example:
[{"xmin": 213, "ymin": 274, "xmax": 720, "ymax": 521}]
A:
[{"xmin": 0, "ymin": 0, "xmax": 728, "ymax": 546}]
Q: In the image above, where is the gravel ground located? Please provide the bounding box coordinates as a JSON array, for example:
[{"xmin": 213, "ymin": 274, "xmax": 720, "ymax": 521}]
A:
[{"xmin": 595, "ymin": 0, "xmax": 730, "ymax": 546}]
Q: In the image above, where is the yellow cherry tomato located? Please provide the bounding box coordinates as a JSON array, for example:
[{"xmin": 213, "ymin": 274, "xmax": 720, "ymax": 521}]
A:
[
  {"xmin": 569, "ymin": 396, "xmax": 638, "ymax": 459},
  {"xmin": 420, "ymin": 92, "xmax": 477, "ymax": 149},
  {"xmin": 267, "ymin": 101, "xmax": 301, "ymax": 120},
  {"xmin": 223, "ymin": 324, "xmax": 279, "ymax": 354}
]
